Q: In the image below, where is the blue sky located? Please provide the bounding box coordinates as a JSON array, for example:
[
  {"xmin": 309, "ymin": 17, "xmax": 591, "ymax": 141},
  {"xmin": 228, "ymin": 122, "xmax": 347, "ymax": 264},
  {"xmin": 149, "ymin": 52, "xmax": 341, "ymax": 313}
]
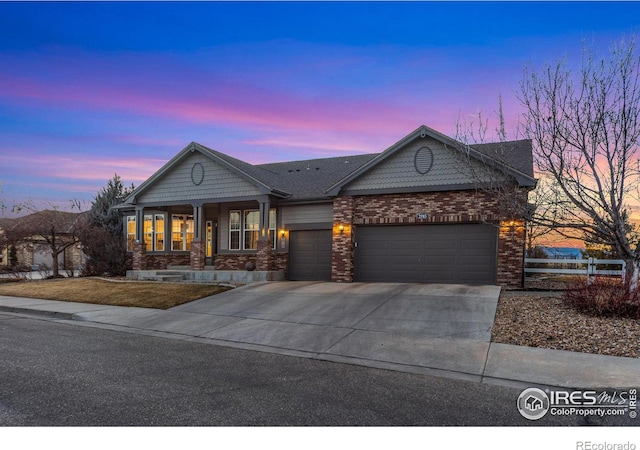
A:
[{"xmin": 1, "ymin": 1, "xmax": 639, "ymax": 213}]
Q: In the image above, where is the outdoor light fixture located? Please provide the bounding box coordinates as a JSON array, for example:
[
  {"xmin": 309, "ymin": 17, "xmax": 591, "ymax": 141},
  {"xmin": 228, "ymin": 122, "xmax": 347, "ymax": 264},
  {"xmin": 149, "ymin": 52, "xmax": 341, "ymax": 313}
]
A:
[
  {"xmin": 338, "ymin": 225, "xmax": 345, "ymax": 234},
  {"xmin": 280, "ymin": 229, "xmax": 286, "ymax": 238},
  {"xmin": 508, "ymin": 220, "xmax": 516, "ymax": 238}
]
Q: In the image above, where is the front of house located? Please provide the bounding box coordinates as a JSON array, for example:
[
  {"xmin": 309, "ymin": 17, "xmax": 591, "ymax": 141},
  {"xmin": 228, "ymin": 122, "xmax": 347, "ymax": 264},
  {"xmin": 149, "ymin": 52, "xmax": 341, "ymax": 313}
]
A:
[{"xmin": 118, "ymin": 126, "xmax": 536, "ymax": 287}]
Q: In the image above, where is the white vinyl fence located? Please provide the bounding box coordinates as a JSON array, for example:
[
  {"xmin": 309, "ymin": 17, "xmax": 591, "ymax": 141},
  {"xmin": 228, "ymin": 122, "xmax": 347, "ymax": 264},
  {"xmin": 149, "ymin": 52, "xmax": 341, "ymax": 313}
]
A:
[{"xmin": 524, "ymin": 258, "xmax": 627, "ymax": 280}]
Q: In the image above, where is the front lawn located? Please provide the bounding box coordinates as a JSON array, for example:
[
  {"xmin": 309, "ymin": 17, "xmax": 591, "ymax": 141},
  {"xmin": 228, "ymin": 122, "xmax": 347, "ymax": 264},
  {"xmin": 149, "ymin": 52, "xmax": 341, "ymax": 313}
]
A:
[{"xmin": 0, "ymin": 277, "xmax": 230, "ymax": 309}]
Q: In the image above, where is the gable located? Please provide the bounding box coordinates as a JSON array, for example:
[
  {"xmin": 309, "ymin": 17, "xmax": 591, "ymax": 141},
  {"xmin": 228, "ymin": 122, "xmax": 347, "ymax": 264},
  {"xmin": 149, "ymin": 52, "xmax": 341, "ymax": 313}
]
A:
[
  {"xmin": 341, "ymin": 136, "xmax": 507, "ymax": 194},
  {"xmin": 137, "ymin": 151, "xmax": 263, "ymax": 204}
]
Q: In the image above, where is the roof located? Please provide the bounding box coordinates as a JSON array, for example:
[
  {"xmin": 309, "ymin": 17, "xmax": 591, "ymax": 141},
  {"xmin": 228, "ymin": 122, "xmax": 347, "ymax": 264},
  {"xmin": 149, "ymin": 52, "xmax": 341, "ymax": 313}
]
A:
[
  {"xmin": 121, "ymin": 125, "xmax": 536, "ymax": 206},
  {"xmin": 472, "ymin": 139, "xmax": 534, "ymax": 178},
  {"xmin": 326, "ymin": 125, "xmax": 536, "ymax": 195},
  {"xmin": 256, "ymin": 154, "xmax": 377, "ymax": 201},
  {"xmin": 1, "ymin": 210, "xmax": 84, "ymax": 236}
]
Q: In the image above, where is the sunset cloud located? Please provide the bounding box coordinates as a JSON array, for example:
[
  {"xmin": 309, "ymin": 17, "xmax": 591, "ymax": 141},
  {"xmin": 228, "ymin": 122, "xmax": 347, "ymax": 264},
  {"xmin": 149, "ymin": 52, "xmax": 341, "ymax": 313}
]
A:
[{"xmin": 1, "ymin": 1, "xmax": 638, "ymax": 213}]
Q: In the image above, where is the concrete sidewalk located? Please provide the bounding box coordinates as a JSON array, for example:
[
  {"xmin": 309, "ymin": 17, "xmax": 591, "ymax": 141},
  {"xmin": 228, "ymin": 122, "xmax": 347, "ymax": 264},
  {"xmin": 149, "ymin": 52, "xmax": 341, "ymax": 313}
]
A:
[{"xmin": 0, "ymin": 286, "xmax": 638, "ymax": 389}]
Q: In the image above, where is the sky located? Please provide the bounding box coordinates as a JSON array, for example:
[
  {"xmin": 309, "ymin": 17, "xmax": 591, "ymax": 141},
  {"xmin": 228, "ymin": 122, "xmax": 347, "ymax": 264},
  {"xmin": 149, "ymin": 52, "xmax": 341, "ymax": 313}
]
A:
[{"xmin": 1, "ymin": 1, "xmax": 639, "ymax": 217}]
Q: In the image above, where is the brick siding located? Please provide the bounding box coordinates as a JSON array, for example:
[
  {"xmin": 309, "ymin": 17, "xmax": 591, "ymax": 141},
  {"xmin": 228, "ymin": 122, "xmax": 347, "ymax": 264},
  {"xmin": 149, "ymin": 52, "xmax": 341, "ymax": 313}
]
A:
[
  {"xmin": 332, "ymin": 190, "xmax": 526, "ymax": 287},
  {"xmin": 190, "ymin": 239, "xmax": 206, "ymax": 270}
]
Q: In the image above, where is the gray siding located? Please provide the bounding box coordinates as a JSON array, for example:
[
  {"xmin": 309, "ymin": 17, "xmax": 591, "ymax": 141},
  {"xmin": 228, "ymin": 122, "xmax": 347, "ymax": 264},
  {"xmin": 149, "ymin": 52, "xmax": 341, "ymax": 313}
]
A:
[
  {"xmin": 344, "ymin": 137, "xmax": 505, "ymax": 192},
  {"xmin": 138, "ymin": 153, "xmax": 262, "ymax": 204},
  {"xmin": 281, "ymin": 204, "xmax": 333, "ymax": 225}
]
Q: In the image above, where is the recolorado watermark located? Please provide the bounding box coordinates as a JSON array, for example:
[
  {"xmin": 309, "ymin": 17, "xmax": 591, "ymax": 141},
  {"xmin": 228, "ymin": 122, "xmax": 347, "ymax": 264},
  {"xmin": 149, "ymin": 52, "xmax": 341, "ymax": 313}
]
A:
[
  {"xmin": 576, "ymin": 442, "xmax": 636, "ymax": 450},
  {"xmin": 517, "ymin": 387, "xmax": 637, "ymax": 421}
]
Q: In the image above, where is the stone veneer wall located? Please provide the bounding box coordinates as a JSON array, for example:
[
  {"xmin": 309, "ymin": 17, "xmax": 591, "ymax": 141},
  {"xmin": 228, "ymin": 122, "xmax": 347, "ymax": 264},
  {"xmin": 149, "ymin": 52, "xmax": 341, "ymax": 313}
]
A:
[
  {"xmin": 214, "ymin": 253, "xmax": 256, "ymax": 271},
  {"xmin": 144, "ymin": 253, "xmax": 190, "ymax": 270},
  {"xmin": 331, "ymin": 195, "xmax": 355, "ymax": 282},
  {"xmin": 190, "ymin": 240, "xmax": 206, "ymax": 270},
  {"xmin": 331, "ymin": 190, "xmax": 526, "ymax": 288},
  {"xmin": 497, "ymin": 221, "xmax": 525, "ymax": 288}
]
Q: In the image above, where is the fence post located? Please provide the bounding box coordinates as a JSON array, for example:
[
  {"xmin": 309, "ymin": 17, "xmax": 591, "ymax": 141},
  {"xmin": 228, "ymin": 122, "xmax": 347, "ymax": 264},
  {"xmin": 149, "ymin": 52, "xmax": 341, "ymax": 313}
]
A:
[{"xmin": 587, "ymin": 257, "xmax": 594, "ymax": 285}]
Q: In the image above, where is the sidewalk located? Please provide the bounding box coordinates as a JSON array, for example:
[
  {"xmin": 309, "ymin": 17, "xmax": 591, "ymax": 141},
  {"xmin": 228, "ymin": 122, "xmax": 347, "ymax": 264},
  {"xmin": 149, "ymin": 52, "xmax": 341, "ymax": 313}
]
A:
[{"xmin": 1, "ymin": 294, "xmax": 638, "ymax": 389}]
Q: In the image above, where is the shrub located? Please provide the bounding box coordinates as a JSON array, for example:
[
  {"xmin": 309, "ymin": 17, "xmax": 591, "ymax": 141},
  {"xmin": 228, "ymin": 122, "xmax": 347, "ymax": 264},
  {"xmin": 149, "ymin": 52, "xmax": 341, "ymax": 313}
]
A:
[{"xmin": 564, "ymin": 277, "xmax": 640, "ymax": 318}]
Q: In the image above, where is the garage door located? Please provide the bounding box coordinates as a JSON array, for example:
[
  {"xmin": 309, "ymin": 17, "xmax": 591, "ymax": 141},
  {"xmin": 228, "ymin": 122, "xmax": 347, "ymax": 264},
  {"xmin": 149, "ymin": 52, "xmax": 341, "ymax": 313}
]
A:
[
  {"xmin": 354, "ymin": 224, "xmax": 497, "ymax": 284},
  {"xmin": 288, "ymin": 230, "xmax": 332, "ymax": 281},
  {"xmin": 33, "ymin": 244, "xmax": 63, "ymax": 270}
]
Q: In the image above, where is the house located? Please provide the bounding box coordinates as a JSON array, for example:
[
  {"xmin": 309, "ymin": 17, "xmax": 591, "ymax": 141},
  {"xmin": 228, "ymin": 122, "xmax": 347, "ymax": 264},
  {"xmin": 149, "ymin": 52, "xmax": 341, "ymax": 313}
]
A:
[
  {"xmin": 0, "ymin": 211, "xmax": 84, "ymax": 274},
  {"xmin": 118, "ymin": 125, "xmax": 536, "ymax": 287}
]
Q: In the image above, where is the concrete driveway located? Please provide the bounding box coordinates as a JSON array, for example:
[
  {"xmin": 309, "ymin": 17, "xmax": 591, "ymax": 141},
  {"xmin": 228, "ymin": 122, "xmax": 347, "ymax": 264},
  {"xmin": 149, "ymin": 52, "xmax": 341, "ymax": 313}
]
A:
[
  {"xmin": 169, "ymin": 281, "xmax": 501, "ymax": 380},
  {"xmin": 174, "ymin": 281, "xmax": 500, "ymax": 341}
]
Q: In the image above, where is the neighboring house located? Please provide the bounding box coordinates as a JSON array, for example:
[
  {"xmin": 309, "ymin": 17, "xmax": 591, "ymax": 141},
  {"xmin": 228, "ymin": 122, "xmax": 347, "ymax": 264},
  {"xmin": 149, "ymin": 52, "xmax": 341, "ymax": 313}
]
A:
[
  {"xmin": 117, "ymin": 125, "xmax": 536, "ymax": 287},
  {"xmin": 0, "ymin": 211, "xmax": 84, "ymax": 272},
  {"xmin": 0, "ymin": 218, "xmax": 11, "ymax": 267}
]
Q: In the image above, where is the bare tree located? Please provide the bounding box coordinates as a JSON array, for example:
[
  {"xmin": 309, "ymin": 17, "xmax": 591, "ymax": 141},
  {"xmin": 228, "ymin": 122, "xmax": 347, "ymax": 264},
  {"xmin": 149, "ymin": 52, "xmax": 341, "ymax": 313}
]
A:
[
  {"xmin": 453, "ymin": 95, "xmax": 536, "ymax": 224},
  {"xmin": 519, "ymin": 36, "xmax": 640, "ymax": 283},
  {"xmin": 5, "ymin": 205, "xmax": 84, "ymax": 278}
]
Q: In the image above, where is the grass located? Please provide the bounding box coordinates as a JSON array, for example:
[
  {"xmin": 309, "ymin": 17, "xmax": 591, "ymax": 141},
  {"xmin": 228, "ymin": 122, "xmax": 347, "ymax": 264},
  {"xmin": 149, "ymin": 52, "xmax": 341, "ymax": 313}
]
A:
[{"xmin": 0, "ymin": 277, "xmax": 231, "ymax": 309}]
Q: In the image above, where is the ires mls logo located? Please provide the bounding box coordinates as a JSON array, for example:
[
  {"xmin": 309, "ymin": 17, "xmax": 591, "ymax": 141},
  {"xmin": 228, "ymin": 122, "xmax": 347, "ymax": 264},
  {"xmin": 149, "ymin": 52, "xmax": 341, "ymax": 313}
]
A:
[
  {"xmin": 517, "ymin": 388, "xmax": 550, "ymax": 420},
  {"xmin": 517, "ymin": 387, "xmax": 638, "ymax": 421}
]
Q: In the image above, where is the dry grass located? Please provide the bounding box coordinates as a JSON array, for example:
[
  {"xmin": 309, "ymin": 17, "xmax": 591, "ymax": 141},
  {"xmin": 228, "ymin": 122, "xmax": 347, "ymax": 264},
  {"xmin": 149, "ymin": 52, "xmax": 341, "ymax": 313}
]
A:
[{"xmin": 0, "ymin": 278, "xmax": 230, "ymax": 309}]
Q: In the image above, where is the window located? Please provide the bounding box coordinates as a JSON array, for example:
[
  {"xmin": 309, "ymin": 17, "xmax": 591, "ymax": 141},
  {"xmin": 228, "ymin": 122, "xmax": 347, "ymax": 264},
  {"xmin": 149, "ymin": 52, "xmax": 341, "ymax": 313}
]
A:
[
  {"xmin": 154, "ymin": 214, "xmax": 165, "ymax": 251},
  {"xmin": 172, "ymin": 215, "xmax": 194, "ymax": 251},
  {"xmin": 127, "ymin": 213, "xmax": 165, "ymax": 252},
  {"xmin": 244, "ymin": 210, "xmax": 260, "ymax": 250},
  {"xmin": 127, "ymin": 216, "xmax": 136, "ymax": 251},
  {"xmin": 269, "ymin": 209, "xmax": 276, "ymax": 250},
  {"xmin": 229, "ymin": 210, "xmax": 241, "ymax": 250},
  {"xmin": 143, "ymin": 215, "xmax": 153, "ymax": 251},
  {"xmin": 228, "ymin": 208, "xmax": 277, "ymax": 251}
]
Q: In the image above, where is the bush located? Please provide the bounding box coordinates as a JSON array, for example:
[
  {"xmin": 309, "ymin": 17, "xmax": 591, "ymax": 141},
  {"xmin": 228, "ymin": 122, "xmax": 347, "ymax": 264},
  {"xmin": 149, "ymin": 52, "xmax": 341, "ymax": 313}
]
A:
[{"xmin": 564, "ymin": 277, "xmax": 640, "ymax": 318}]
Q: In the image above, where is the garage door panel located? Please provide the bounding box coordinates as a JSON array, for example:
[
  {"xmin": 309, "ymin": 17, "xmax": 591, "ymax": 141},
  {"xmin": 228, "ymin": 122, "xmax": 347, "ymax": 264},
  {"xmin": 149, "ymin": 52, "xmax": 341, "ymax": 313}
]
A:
[
  {"xmin": 355, "ymin": 224, "xmax": 497, "ymax": 284},
  {"xmin": 288, "ymin": 230, "xmax": 332, "ymax": 281}
]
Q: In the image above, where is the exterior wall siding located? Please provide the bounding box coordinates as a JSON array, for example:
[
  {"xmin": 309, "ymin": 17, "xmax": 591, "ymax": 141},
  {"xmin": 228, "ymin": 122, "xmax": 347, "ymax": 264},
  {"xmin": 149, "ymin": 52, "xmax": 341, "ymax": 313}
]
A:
[
  {"xmin": 331, "ymin": 196, "xmax": 355, "ymax": 282},
  {"xmin": 344, "ymin": 137, "xmax": 502, "ymax": 192},
  {"xmin": 141, "ymin": 252, "xmax": 190, "ymax": 270},
  {"xmin": 281, "ymin": 203, "xmax": 333, "ymax": 225},
  {"xmin": 497, "ymin": 221, "xmax": 525, "ymax": 288},
  {"xmin": 352, "ymin": 190, "xmax": 502, "ymax": 225},
  {"xmin": 138, "ymin": 152, "xmax": 262, "ymax": 204},
  {"xmin": 331, "ymin": 191, "xmax": 525, "ymax": 288}
]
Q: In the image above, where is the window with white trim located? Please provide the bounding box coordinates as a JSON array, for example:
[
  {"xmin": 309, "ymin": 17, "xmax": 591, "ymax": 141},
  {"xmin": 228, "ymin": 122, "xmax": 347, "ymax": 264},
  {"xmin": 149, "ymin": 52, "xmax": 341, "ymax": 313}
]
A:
[
  {"xmin": 243, "ymin": 210, "xmax": 260, "ymax": 250},
  {"xmin": 228, "ymin": 208, "xmax": 277, "ymax": 251},
  {"xmin": 229, "ymin": 210, "xmax": 241, "ymax": 250},
  {"xmin": 268, "ymin": 209, "xmax": 276, "ymax": 249},
  {"xmin": 172, "ymin": 214, "xmax": 194, "ymax": 251},
  {"xmin": 127, "ymin": 213, "xmax": 165, "ymax": 252},
  {"xmin": 126, "ymin": 216, "xmax": 136, "ymax": 251}
]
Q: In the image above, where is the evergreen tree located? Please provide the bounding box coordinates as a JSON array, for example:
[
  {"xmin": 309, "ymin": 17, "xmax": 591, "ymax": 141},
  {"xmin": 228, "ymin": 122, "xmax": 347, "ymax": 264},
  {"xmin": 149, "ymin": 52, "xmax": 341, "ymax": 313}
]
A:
[{"xmin": 81, "ymin": 175, "xmax": 134, "ymax": 276}]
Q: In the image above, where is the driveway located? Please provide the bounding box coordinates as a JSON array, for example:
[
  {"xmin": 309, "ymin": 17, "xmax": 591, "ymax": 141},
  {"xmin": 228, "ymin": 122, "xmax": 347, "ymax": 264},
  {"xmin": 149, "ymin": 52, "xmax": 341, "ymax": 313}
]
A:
[
  {"xmin": 169, "ymin": 281, "xmax": 501, "ymax": 380},
  {"xmin": 173, "ymin": 281, "xmax": 500, "ymax": 341}
]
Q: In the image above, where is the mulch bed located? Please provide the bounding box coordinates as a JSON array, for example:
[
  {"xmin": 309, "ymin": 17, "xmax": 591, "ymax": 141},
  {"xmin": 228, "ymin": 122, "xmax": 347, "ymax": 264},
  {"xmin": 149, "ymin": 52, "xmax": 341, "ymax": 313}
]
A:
[{"xmin": 491, "ymin": 278, "xmax": 640, "ymax": 358}]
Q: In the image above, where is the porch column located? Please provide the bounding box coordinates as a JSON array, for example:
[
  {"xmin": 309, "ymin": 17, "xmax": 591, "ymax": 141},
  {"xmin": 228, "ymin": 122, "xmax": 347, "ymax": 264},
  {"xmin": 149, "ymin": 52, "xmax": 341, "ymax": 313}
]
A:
[
  {"xmin": 190, "ymin": 203, "xmax": 205, "ymax": 271},
  {"xmin": 132, "ymin": 207, "xmax": 146, "ymax": 270},
  {"xmin": 255, "ymin": 199, "xmax": 272, "ymax": 271}
]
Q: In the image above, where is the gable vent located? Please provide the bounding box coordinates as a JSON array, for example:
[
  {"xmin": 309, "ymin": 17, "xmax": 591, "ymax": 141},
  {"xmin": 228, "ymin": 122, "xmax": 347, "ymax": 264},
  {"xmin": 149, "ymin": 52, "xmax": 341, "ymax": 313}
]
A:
[{"xmin": 414, "ymin": 146, "xmax": 434, "ymax": 175}]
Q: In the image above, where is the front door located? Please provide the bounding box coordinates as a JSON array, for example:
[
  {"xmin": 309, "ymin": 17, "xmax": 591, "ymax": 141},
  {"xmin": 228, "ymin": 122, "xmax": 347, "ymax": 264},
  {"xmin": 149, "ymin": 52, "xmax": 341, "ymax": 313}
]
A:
[{"xmin": 205, "ymin": 220, "xmax": 215, "ymax": 266}]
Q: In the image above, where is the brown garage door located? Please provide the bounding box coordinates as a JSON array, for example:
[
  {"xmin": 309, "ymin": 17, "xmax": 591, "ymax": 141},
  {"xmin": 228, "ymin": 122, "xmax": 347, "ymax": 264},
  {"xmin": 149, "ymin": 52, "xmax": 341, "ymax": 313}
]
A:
[
  {"xmin": 354, "ymin": 224, "xmax": 497, "ymax": 284},
  {"xmin": 288, "ymin": 230, "xmax": 332, "ymax": 281}
]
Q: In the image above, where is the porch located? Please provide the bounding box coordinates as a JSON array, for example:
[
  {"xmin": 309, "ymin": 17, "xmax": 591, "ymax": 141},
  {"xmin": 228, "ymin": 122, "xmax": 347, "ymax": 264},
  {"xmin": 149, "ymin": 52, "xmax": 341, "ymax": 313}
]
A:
[{"xmin": 126, "ymin": 266, "xmax": 285, "ymax": 283}]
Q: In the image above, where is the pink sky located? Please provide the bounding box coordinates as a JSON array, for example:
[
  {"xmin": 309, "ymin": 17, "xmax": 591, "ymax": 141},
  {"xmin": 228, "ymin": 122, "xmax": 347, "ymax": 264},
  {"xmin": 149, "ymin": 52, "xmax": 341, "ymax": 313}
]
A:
[{"xmin": 1, "ymin": 2, "xmax": 637, "ymax": 228}]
